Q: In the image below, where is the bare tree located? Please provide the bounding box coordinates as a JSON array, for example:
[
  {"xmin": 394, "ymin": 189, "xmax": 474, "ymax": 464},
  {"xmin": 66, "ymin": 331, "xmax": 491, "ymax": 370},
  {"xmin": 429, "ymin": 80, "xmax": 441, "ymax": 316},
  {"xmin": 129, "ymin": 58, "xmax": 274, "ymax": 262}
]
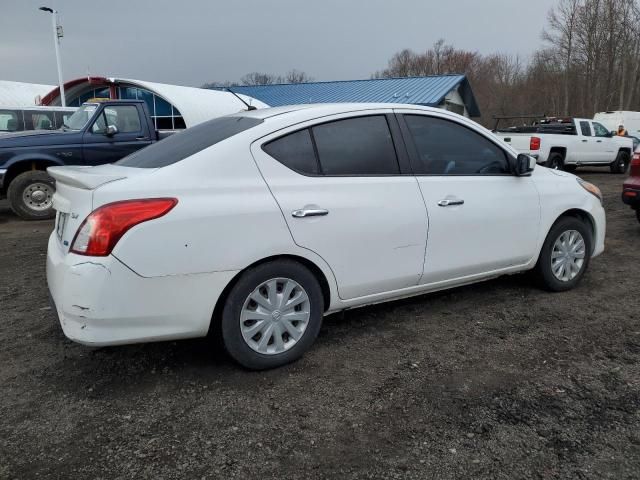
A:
[
  {"xmin": 543, "ymin": 0, "xmax": 580, "ymax": 115},
  {"xmin": 284, "ymin": 69, "xmax": 314, "ymax": 83},
  {"xmin": 240, "ymin": 72, "xmax": 282, "ymax": 86}
]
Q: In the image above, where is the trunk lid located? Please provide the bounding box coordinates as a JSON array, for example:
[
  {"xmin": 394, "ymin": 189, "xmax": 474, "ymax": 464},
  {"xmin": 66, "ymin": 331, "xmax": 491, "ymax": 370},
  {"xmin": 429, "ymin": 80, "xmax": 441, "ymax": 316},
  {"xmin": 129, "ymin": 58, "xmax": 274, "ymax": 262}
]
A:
[{"xmin": 48, "ymin": 164, "xmax": 151, "ymax": 253}]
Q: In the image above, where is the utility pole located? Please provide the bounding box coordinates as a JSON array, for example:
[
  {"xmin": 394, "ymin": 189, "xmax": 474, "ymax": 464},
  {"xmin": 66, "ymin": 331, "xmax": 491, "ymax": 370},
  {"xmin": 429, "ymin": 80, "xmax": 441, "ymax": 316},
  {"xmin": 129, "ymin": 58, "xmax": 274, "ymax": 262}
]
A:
[{"xmin": 39, "ymin": 6, "xmax": 66, "ymax": 107}]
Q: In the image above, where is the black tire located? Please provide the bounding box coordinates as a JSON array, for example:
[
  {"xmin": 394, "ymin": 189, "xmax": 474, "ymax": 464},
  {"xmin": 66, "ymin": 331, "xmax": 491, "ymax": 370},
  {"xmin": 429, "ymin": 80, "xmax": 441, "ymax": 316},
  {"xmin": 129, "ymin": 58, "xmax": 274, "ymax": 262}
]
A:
[
  {"xmin": 563, "ymin": 164, "xmax": 577, "ymax": 173},
  {"xmin": 546, "ymin": 152, "xmax": 564, "ymax": 170},
  {"xmin": 534, "ymin": 216, "xmax": 592, "ymax": 292},
  {"xmin": 220, "ymin": 260, "xmax": 324, "ymax": 370},
  {"xmin": 610, "ymin": 151, "xmax": 630, "ymax": 174},
  {"xmin": 636, "ymin": 208, "xmax": 640, "ymax": 225},
  {"xmin": 7, "ymin": 170, "xmax": 56, "ymax": 220}
]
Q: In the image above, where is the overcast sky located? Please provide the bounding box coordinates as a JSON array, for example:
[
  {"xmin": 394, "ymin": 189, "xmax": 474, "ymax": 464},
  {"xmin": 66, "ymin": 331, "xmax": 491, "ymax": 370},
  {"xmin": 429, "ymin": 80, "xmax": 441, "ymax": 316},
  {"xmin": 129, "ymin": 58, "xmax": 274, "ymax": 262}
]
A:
[{"xmin": 1, "ymin": 0, "xmax": 558, "ymax": 87}]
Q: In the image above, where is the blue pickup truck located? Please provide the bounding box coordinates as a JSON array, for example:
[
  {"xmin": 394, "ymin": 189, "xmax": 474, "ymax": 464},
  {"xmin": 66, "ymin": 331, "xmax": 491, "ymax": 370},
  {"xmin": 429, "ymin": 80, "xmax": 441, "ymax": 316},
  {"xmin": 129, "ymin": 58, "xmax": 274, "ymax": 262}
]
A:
[{"xmin": 0, "ymin": 100, "xmax": 173, "ymax": 220}]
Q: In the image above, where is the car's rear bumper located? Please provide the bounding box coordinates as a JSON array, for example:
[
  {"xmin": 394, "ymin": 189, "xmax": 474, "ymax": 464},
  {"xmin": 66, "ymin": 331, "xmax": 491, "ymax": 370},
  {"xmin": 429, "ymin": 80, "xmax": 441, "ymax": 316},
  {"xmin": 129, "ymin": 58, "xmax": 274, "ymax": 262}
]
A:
[{"xmin": 46, "ymin": 232, "xmax": 238, "ymax": 346}]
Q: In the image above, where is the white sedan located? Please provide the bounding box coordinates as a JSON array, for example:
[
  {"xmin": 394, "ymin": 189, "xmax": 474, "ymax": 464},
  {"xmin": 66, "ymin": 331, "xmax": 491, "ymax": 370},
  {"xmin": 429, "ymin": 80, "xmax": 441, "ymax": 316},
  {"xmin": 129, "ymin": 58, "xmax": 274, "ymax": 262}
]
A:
[{"xmin": 46, "ymin": 104, "xmax": 606, "ymax": 369}]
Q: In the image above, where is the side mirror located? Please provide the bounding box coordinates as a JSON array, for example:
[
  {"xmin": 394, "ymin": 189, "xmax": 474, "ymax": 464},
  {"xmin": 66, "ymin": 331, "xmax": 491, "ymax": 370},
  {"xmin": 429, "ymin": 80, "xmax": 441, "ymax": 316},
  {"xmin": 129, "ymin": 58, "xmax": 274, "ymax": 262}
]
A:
[
  {"xmin": 105, "ymin": 125, "xmax": 118, "ymax": 137},
  {"xmin": 513, "ymin": 153, "xmax": 535, "ymax": 176},
  {"xmin": 606, "ymin": 131, "xmax": 614, "ymax": 138}
]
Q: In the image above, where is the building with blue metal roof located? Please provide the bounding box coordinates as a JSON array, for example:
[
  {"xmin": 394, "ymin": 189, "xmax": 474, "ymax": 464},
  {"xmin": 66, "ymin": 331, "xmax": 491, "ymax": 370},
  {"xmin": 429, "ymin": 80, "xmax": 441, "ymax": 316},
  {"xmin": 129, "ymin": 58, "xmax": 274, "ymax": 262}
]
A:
[{"xmin": 219, "ymin": 74, "xmax": 480, "ymax": 118}]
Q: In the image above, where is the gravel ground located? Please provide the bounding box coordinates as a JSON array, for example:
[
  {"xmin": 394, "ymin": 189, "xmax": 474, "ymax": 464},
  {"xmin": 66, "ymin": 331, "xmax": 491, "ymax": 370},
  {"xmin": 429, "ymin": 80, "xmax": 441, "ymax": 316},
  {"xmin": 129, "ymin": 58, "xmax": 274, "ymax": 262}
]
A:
[{"xmin": 1, "ymin": 169, "xmax": 639, "ymax": 479}]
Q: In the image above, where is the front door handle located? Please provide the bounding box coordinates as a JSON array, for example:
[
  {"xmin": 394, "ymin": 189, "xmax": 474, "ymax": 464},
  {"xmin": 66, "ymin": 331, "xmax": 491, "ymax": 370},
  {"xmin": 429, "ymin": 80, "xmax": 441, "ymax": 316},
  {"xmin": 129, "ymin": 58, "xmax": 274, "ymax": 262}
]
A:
[
  {"xmin": 136, "ymin": 136, "xmax": 148, "ymax": 141},
  {"xmin": 438, "ymin": 198, "xmax": 464, "ymax": 207},
  {"xmin": 596, "ymin": 140, "xmax": 602, "ymax": 143},
  {"xmin": 292, "ymin": 208, "xmax": 329, "ymax": 218}
]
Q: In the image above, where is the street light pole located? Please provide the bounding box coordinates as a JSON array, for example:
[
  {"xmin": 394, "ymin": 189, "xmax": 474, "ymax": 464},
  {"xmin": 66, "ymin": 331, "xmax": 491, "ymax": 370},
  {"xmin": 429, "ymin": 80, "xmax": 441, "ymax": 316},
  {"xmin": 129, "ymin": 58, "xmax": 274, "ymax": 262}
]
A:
[{"xmin": 39, "ymin": 6, "xmax": 66, "ymax": 107}]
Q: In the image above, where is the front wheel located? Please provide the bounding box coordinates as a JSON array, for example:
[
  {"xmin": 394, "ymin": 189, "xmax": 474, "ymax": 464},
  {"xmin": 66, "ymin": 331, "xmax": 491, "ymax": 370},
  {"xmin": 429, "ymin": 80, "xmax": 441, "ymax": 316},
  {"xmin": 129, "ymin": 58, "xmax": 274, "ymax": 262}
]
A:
[
  {"xmin": 610, "ymin": 151, "xmax": 630, "ymax": 174},
  {"xmin": 7, "ymin": 170, "xmax": 56, "ymax": 220},
  {"xmin": 220, "ymin": 260, "xmax": 324, "ymax": 370},
  {"xmin": 534, "ymin": 217, "xmax": 592, "ymax": 292}
]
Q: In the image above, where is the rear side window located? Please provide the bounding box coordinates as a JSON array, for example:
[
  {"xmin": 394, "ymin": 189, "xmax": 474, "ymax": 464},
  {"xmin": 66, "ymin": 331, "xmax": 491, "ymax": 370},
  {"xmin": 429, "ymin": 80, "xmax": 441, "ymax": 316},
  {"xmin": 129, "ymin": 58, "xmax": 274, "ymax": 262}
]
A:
[
  {"xmin": 580, "ymin": 121, "xmax": 591, "ymax": 136},
  {"xmin": 29, "ymin": 111, "xmax": 55, "ymax": 130},
  {"xmin": 263, "ymin": 129, "xmax": 318, "ymax": 174},
  {"xmin": 0, "ymin": 109, "xmax": 21, "ymax": 131},
  {"xmin": 54, "ymin": 111, "xmax": 74, "ymax": 129},
  {"xmin": 312, "ymin": 116, "xmax": 399, "ymax": 175},
  {"xmin": 117, "ymin": 116, "xmax": 263, "ymax": 168}
]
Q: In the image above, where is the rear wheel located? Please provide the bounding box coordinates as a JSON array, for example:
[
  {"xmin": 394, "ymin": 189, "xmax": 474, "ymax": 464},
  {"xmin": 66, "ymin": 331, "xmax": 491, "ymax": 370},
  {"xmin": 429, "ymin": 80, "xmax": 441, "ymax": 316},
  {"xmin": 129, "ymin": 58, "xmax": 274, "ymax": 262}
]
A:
[
  {"xmin": 7, "ymin": 170, "xmax": 56, "ymax": 220},
  {"xmin": 610, "ymin": 151, "xmax": 630, "ymax": 174},
  {"xmin": 220, "ymin": 260, "xmax": 324, "ymax": 370},
  {"xmin": 534, "ymin": 217, "xmax": 592, "ymax": 292},
  {"xmin": 546, "ymin": 153, "xmax": 564, "ymax": 170}
]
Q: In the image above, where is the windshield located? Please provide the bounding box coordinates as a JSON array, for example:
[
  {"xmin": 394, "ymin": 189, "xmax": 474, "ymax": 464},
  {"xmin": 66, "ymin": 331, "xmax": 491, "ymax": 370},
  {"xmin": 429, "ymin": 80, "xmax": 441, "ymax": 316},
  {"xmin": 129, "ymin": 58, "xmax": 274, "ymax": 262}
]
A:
[{"xmin": 63, "ymin": 104, "xmax": 99, "ymax": 130}]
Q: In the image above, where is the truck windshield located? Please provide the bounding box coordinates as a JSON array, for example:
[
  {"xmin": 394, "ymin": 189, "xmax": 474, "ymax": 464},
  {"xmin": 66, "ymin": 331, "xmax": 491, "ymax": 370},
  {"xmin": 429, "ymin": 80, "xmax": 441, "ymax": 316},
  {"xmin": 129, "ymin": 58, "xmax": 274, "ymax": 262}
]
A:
[{"xmin": 63, "ymin": 104, "xmax": 99, "ymax": 130}]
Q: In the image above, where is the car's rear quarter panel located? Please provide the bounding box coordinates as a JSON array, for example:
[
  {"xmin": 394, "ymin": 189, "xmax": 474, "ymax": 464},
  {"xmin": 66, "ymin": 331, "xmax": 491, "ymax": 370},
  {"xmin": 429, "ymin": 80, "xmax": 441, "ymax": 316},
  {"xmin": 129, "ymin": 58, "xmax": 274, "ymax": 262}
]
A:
[{"xmin": 92, "ymin": 133, "xmax": 341, "ymax": 310}]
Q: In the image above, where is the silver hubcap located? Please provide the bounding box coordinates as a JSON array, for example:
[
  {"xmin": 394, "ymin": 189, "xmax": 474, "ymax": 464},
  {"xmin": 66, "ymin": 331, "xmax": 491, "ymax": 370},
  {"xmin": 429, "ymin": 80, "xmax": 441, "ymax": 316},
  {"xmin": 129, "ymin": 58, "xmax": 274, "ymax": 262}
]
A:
[
  {"xmin": 551, "ymin": 230, "xmax": 586, "ymax": 282},
  {"xmin": 240, "ymin": 277, "xmax": 310, "ymax": 355},
  {"xmin": 22, "ymin": 183, "xmax": 53, "ymax": 211}
]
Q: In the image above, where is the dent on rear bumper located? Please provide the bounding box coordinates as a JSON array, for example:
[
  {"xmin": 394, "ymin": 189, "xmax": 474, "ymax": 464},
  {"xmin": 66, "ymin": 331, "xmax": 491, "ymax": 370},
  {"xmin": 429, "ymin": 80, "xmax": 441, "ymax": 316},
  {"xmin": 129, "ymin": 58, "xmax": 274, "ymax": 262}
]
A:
[{"xmin": 46, "ymin": 233, "xmax": 238, "ymax": 346}]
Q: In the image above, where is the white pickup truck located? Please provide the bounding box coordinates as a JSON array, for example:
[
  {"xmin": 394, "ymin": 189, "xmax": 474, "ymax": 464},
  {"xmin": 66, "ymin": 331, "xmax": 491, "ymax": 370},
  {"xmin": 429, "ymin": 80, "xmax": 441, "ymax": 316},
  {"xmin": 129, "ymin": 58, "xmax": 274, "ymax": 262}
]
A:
[{"xmin": 494, "ymin": 117, "xmax": 633, "ymax": 173}]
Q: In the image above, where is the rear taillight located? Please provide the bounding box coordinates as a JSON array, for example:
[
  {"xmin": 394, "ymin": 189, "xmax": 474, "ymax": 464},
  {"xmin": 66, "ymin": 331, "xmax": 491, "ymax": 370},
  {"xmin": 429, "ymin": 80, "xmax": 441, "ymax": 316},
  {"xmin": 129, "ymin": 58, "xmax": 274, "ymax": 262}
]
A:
[
  {"xmin": 70, "ymin": 198, "xmax": 178, "ymax": 256},
  {"xmin": 630, "ymin": 152, "xmax": 640, "ymax": 176},
  {"xmin": 530, "ymin": 136, "xmax": 541, "ymax": 151}
]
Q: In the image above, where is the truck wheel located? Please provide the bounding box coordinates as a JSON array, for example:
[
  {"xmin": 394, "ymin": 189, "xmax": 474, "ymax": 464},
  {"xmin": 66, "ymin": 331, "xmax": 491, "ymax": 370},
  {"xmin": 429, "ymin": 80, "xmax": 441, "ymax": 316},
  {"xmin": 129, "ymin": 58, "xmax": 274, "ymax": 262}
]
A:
[
  {"xmin": 7, "ymin": 171, "xmax": 56, "ymax": 220},
  {"xmin": 563, "ymin": 165, "xmax": 577, "ymax": 173},
  {"xmin": 546, "ymin": 153, "xmax": 564, "ymax": 170},
  {"xmin": 610, "ymin": 151, "xmax": 630, "ymax": 174},
  {"xmin": 636, "ymin": 209, "xmax": 640, "ymax": 225}
]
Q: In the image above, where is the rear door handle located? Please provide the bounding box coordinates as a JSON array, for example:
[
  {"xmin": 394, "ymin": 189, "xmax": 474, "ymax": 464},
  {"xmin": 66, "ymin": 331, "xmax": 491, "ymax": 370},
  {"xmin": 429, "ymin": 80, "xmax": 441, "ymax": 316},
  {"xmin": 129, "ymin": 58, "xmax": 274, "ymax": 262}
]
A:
[
  {"xmin": 136, "ymin": 136, "xmax": 148, "ymax": 141},
  {"xmin": 438, "ymin": 199, "xmax": 464, "ymax": 207},
  {"xmin": 596, "ymin": 140, "xmax": 602, "ymax": 143},
  {"xmin": 582, "ymin": 139, "xmax": 588, "ymax": 142},
  {"xmin": 292, "ymin": 208, "xmax": 329, "ymax": 218}
]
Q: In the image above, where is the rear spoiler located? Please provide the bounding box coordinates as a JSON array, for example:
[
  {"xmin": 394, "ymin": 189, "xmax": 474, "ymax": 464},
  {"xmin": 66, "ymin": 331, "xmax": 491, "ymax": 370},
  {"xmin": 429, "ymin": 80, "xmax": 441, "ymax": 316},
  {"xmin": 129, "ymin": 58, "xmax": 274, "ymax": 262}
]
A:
[{"xmin": 48, "ymin": 165, "xmax": 128, "ymax": 190}]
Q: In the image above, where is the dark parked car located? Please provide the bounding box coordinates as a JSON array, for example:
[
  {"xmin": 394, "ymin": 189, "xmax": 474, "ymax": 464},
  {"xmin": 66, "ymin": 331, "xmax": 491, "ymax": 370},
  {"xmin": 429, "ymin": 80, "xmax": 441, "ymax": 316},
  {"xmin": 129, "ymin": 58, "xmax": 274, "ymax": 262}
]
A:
[
  {"xmin": 0, "ymin": 100, "xmax": 173, "ymax": 219},
  {"xmin": 622, "ymin": 149, "xmax": 640, "ymax": 223}
]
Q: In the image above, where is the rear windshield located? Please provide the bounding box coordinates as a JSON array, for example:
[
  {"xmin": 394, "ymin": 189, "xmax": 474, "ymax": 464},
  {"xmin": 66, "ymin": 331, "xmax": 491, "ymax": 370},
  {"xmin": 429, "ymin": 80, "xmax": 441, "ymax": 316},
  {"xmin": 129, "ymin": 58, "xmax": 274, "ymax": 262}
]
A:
[{"xmin": 116, "ymin": 115, "xmax": 263, "ymax": 168}]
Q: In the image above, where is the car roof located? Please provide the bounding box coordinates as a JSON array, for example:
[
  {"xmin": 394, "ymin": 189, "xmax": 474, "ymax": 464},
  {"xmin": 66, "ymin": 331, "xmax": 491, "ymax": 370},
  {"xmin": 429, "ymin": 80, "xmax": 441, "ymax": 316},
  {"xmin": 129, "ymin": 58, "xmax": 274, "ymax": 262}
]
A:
[{"xmin": 240, "ymin": 102, "xmax": 440, "ymax": 122}]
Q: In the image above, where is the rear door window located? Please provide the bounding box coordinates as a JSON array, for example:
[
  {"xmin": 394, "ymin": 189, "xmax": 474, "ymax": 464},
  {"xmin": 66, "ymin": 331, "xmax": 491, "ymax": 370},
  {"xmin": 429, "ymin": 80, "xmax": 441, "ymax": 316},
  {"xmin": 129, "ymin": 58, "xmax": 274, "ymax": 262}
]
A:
[
  {"xmin": 117, "ymin": 115, "xmax": 263, "ymax": 168},
  {"xmin": 580, "ymin": 121, "xmax": 592, "ymax": 136},
  {"xmin": 312, "ymin": 116, "xmax": 400, "ymax": 175}
]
